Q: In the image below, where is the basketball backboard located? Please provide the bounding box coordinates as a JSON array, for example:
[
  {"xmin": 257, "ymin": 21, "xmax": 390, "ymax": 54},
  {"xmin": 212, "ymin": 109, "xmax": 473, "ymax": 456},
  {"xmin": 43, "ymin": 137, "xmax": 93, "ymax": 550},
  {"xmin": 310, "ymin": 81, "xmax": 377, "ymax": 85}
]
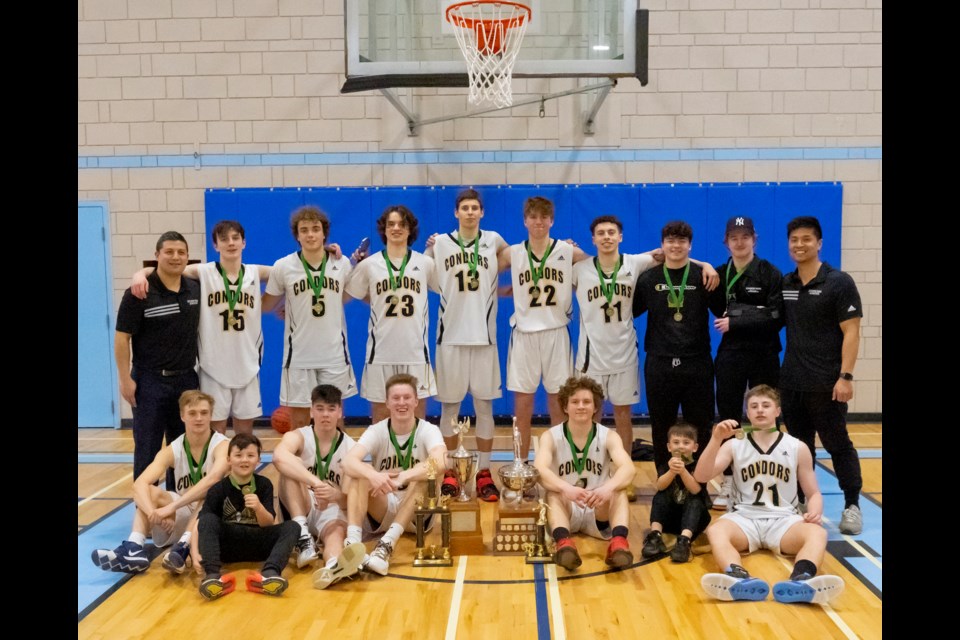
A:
[{"xmin": 342, "ymin": 0, "xmax": 648, "ymax": 93}]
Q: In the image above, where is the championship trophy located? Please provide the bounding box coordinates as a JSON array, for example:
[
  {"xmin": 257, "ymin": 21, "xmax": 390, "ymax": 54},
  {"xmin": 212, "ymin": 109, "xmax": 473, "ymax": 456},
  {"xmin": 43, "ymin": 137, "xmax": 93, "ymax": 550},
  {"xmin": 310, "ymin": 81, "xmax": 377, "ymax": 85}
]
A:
[
  {"xmin": 413, "ymin": 458, "xmax": 453, "ymax": 567},
  {"xmin": 446, "ymin": 417, "xmax": 484, "ymax": 555},
  {"xmin": 522, "ymin": 499, "xmax": 554, "ymax": 564},
  {"xmin": 493, "ymin": 419, "xmax": 542, "ymax": 555}
]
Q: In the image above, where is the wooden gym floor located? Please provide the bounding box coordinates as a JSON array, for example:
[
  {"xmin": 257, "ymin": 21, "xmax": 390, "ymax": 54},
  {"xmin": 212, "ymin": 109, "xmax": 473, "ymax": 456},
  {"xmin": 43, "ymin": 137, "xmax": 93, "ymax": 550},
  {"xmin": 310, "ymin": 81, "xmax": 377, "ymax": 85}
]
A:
[{"xmin": 78, "ymin": 424, "xmax": 882, "ymax": 639}]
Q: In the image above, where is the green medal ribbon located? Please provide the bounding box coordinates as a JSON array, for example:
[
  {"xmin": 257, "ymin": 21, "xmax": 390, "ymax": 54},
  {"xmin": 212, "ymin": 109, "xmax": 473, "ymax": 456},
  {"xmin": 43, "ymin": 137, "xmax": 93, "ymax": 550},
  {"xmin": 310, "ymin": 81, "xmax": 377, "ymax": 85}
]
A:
[
  {"xmin": 387, "ymin": 419, "xmax": 418, "ymax": 471},
  {"xmin": 313, "ymin": 428, "xmax": 343, "ymax": 482},
  {"xmin": 456, "ymin": 231, "xmax": 481, "ymax": 279},
  {"xmin": 724, "ymin": 259, "xmax": 748, "ymax": 304},
  {"xmin": 563, "ymin": 422, "xmax": 597, "ymax": 479},
  {"xmin": 382, "ymin": 250, "xmax": 411, "ymax": 293},
  {"xmin": 219, "ymin": 263, "xmax": 245, "ymax": 321},
  {"xmin": 593, "ymin": 256, "xmax": 622, "ymax": 306},
  {"xmin": 663, "ymin": 263, "xmax": 691, "ymax": 310},
  {"xmin": 525, "ymin": 240, "xmax": 554, "ymax": 291},
  {"xmin": 183, "ymin": 433, "xmax": 212, "ymax": 487},
  {"xmin": 299, "ymin": 250, "xmax": 328, "ymax": 303},
  {"xmin": 228, "ymin": 474, "xmax": 256, "ymax": 494},
  {"xmin": 740, "ymin": 424, "xmax": 780, "ymax": 434}
]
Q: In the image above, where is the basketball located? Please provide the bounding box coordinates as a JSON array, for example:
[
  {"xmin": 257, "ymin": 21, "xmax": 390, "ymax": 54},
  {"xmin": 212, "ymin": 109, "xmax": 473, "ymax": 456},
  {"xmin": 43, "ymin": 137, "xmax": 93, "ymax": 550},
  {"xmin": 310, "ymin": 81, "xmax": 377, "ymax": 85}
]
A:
[{"xmin": 270, "ymin": 406, "xmax": 293, "ymax": 433}]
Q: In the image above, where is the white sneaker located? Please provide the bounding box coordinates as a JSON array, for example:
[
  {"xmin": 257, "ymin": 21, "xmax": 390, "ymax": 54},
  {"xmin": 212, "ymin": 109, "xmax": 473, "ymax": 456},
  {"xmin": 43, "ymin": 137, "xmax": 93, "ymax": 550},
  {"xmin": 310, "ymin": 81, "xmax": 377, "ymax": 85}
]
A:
[
  {"xmin": 295, "ymin": 535, "xmax": 319, "ymax": 568},
  {"xmin": 839, "ymin": 505, "xmax": 863, "ymax": 535},
  {"xmin": 312, "ymin": 541, "xmax": 367, "ymax": 589},
  {"xmin": 363, "ymin": 539, "xmax": 394, "ymax": 576},
  {"xmin": 712, "ymin": 476, "xmax": 734, "ymax": 511}
]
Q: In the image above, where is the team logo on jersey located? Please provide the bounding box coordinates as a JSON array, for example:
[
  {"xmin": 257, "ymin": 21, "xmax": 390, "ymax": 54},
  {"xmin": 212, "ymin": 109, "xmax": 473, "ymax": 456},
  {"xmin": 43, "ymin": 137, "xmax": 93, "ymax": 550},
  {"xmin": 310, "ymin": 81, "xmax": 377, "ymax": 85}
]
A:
[
  {"xmin": 655, "ymin": 284, "xmax": 696, "ymax": 292},
  {"xmin": 848, "ymin": 305, "xmax": 857, "ymax": 312},
  {"xmin": 412, "ymin": 266, "xmax": 421, "ymax": 271},
  {"xmin": 672, "ymin": 358, "xmax": 681, "ymax": 368},
  {"xmin": 557, "ymin": 255, "xmax": 566, "ymax": 261}
]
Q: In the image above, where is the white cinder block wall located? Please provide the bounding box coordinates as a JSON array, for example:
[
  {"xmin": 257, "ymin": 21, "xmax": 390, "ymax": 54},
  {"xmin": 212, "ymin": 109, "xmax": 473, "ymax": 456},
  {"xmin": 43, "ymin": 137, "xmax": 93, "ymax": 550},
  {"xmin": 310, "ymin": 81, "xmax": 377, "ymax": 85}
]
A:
[{"xmin": 78, "ymin": 0, "xmax": 881, "ymax": 414}]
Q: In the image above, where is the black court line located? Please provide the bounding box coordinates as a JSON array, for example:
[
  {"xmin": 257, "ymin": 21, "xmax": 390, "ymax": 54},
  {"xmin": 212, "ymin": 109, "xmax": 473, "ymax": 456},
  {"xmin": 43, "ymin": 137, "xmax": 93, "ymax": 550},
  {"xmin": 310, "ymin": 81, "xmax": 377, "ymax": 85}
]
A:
[{"xmin": 370, "ymin": 555, "xmax": 662, "ymax": 585}]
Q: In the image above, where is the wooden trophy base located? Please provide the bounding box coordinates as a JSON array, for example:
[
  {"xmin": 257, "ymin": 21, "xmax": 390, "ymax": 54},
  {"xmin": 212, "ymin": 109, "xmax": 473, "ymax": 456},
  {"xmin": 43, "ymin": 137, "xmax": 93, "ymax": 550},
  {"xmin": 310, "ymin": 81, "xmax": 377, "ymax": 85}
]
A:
[
  {"xmin": 448, "ymin": 499, "xmax": 485, "ymax": 556},
  {"xmin": 493, "ymin": 505, "xmax": 540, "ymax": 555}
]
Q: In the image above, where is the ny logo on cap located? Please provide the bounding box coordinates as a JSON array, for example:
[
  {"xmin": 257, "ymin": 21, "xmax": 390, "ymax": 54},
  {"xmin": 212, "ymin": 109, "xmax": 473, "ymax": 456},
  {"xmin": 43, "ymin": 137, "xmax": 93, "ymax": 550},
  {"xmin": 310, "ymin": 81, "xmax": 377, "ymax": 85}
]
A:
[{"xmin": 735, "ymin": 217, "xmax": 745, "ymax": 226}]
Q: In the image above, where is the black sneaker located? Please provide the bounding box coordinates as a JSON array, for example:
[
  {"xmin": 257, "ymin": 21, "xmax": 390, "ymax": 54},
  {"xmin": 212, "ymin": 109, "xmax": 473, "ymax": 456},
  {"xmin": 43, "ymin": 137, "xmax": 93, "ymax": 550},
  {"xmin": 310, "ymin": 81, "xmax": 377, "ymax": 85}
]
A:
[
  {"xmin": 670, "ymin": 535, "xmax": 692, "ymax": 563},
  {"xmin": 641, "ymin": 530, "xmax": 667, "ymax": 558}
]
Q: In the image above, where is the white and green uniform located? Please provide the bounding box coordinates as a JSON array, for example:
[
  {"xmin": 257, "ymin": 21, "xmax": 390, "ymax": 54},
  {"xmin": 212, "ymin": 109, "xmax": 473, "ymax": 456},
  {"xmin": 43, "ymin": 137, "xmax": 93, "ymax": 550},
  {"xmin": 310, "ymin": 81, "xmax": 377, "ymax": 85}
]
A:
[
  {"xmin": 156, "ymin": 431, "xmax": 229, "ymax": 546},
  {"xmin": 196, "ymin": 262, "xmax": 263, "ymax": 387},
  {"xmin": 729, "ymin": 432, "xmax": 802, "ymax": 518},
  {"xmin": 265, "ymin": 251, "xmax": 353, "ymax": 370},
  {"xmin": 547, "ymin": 422, "xmax": 613, "ymax": 538}
]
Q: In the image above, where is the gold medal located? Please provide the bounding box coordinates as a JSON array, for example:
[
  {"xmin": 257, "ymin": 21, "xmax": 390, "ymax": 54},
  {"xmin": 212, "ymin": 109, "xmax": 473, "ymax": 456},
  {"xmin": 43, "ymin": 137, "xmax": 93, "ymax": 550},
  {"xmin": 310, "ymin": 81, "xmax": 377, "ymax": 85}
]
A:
[
  {"xmin": 312, "ymin": 302, "xmax": 323, "ymax": 314},
  {"xmin": 469, "ymin": 276, "xmax": 479, "ymax": 288},
  {"xmin": 604, "ymin": 306, "xmax": 615, "ymax": 318},
  {"xmin": 388, "ymin": 295, "xmax": 399, "ymax": 305},
  {"xmin": 735, "ymin": 429, "xmax": 745, "ymax": 440},
  {"xmin": 242, "ymin": 485, "xmax": 255, "ymax": 495},
  {"xmin": 674, "ymin": 312, "xmax": 683, "ymax": 322},
  {"xmin": 228, "ymin": 315, "xmax": 238, "ymax": 328},
  {"xmin": 530, "ymin": 286, "xmax": 541, "ymax": 298}
]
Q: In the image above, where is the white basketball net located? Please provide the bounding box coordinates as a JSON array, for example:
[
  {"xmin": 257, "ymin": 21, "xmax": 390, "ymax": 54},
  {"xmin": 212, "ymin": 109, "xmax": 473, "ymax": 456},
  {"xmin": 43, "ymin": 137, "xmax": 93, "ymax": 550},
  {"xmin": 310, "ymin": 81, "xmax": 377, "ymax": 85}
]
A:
[{"xmin": 446, "ymin": 2, "xmax": 531, "ymax": 108}]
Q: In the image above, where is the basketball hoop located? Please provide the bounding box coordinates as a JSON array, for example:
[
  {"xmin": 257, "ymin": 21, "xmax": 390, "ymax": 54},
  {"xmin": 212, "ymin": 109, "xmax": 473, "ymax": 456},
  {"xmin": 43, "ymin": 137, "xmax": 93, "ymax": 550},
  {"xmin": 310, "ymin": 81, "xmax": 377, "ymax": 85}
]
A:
[{"xmin": 445, "ymin": 1, "xmax": 532, "ymax": 108}]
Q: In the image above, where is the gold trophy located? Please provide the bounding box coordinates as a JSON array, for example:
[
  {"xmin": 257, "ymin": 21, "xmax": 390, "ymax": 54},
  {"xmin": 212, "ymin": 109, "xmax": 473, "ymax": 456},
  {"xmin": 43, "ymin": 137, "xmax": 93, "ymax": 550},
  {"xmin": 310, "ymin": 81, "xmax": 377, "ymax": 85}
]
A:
[
  {"xmin": 446, "ymin": 417, "xmax": 485, "ymax": 555},
  {"xmin": 493, "ymin": 418, "xmax": 542, "ymax": 555},
  {"xmin": 413, "ymin": 458, "xmax": 453, "ymax": 567},
  {"xmin": 447, "ymin": 417, "xmax": 478, "ymax": 502},
  {"xmin": 522, "ymin": 499, "xmax": 554, "ymax": 564}
]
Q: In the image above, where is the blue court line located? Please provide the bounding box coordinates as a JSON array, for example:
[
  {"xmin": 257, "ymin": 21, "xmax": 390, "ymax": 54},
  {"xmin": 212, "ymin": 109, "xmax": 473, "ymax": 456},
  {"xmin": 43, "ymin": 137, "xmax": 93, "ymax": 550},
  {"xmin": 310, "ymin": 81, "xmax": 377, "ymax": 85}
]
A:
[
  {"xmin": 78, "ymin": 147, "xmax": 881, "ymax": 169},
  {"xmin": 532, "ymin": 563, "xmax": 551, "ymax": 640},
  {"xmin": 78, "ymin": 502, "xmax": 154, "ymax": 620},
  {"xmin": 815, "ymin": 463, "xmax": 882, "ymax": 598},
  {"xmin": 817, "ymin": 448, "xmax": 881, "ymax": 460}
]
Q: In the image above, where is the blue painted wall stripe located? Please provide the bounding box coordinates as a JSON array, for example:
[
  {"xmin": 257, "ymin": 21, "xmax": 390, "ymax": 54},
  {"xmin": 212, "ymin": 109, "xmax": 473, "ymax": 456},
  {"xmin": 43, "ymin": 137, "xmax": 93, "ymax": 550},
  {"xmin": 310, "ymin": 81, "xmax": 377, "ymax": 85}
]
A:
[{"xmin": 79, "ymin": 147, "xmax": 881, "ymax": 169}]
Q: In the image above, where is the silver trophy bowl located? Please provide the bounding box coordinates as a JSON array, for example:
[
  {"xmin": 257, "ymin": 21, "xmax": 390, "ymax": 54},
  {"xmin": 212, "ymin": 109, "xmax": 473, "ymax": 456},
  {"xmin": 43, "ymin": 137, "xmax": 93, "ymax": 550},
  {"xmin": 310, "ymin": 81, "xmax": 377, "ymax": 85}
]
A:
[{"xmin": 497, "ymin": 419, "xmax": 540, "ymax": 508}]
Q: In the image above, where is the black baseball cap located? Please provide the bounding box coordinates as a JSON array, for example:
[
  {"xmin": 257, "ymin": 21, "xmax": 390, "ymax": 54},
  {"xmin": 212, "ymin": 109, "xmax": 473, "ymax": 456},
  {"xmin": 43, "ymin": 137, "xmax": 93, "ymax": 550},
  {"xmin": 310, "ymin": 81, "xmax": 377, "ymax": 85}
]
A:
[{"xmin": 725, "ymin": 216, "xmax": 756, "ymax": 237}]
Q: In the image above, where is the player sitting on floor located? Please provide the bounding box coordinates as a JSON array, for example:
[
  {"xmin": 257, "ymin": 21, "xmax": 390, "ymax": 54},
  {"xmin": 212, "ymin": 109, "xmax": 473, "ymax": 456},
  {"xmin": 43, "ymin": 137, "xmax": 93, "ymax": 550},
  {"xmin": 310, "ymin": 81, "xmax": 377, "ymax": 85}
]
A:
[
  {"xmin": 91, "ymin": 391, "xmax": 229, "ymax": 575},
  {"xmin": 272, "ymin": 383, "xmax": 366, "ymax": 588},
  {"xmin": 694, "ymin": 384, "xmax": 845, "ymax": 603},
  {"xmin": 533, "ymin": 376, "xmax": 636, "ymax": 571},
  {"xmin": 341, "ymin": 373, "xmax": 447, "ymax": 576}
]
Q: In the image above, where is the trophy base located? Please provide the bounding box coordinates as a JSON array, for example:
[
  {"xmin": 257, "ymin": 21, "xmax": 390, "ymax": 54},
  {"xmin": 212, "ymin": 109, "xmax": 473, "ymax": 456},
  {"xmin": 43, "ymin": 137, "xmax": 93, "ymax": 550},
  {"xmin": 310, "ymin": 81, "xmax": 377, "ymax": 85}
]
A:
[
  {"xmin": 413, "ymin": 554, "xmax": 454, "ymax": 567},
  {"xmin": 447, "ymin": 500, "xmax": 485, "ymax": 556},
  {"xmin": 493, "ymin": 506, "xmax": 540, "ymax": 555},
  {"xmin": 525, "ymin": 554, "xmax": 554, "ymax": 564}
]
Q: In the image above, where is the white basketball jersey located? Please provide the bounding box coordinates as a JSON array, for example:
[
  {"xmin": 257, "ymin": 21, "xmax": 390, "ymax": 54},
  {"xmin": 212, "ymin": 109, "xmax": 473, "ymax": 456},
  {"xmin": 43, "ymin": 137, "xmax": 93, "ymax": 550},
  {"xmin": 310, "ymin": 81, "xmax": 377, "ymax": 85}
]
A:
[
  {"xmin": 170, "ymin": 431, "xmax": 229, "ymax": 496},
  {"xmin": 357, "ymin": 418, "xmax": 445, "ymax": 474},
  {"xmin": 509, "ymin": 239, "xmax": 574, "ymax": 332},
  {"xmin": 573, "ymin": 254, "xmax": 656, "ymax": 374},
  {"xmin": 548, "ymin": 423, "xmax": 612, "ymax": 491},
  {"xmin": 345, "ymin": 250, "xmax": 436, "ymax": 365},
  {"xmin": 729, "ymin": 432, "xmax": 802, "ymax": 519},
  {"xmin": 293, "ymin": 425, "xmax": 356, "ymax": 490},
  {"xmin": 197, "ymin": 262, "xmax": 264, "ymax": 387},
  {"xmin": 265, "ymin": 251, "xmax": 353, "ymax": 369},
  {"xmin": 432, "ymin": 230, "xmax": 507, "ymax": 346}
]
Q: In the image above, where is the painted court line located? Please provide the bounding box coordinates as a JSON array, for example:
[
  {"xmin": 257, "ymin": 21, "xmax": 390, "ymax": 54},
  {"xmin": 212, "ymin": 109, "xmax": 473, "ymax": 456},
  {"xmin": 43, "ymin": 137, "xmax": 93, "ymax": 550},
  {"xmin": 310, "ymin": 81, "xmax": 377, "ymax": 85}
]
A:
[
  {"xmin": 444, "ymin": 556, "xmax": 468, "ymax": 640},
  {"xmin": 78, "ymin": 473, "xmax": 131, "ymax": 508},
  {"xmin": 775, "ymin": 556, "xmax": 859, "ymax": 640},
  {"xmin": 545, "ymin": 563, "xmax": 566, "ymax": 640}
]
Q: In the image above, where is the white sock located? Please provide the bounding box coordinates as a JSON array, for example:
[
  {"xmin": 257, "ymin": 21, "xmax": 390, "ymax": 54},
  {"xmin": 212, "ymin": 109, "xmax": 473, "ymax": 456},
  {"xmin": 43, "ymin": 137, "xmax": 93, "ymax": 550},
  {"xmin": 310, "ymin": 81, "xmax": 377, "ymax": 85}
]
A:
[
  {"xmin": 178, "ymin": 531, "xmax": 191, "ymax": 545},
  {"xmin": 478, "ymin": 451, "xmax": 491, "ymax": 470},
  {"xmin": 346, "ymin": 525, "xmax": 363, "ymax": 545},
  {"xmin": 294, "ymin": 515, "xmax": 309, "ymax": 538},
  {"xmin": 128, "ymin": 532, "xmax": 146, "ymax": 547},
  {"xmin": 382, "ymin": 523, "xmax": 404, "ymax": 547},
  {"xmin": 326, "ymin": 556, "xmax": 338, "ymax": 569}
]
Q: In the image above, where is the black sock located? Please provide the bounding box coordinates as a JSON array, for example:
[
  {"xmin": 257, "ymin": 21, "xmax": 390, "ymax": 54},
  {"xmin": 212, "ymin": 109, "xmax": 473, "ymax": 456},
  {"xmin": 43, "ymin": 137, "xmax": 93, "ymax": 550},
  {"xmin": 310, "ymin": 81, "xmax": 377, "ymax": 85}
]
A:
[
  {"xmin": 596, "ymin": 519, "xmax": 610, "ymax": 531},
  {"xmin": 844, "ymin": 499, "xmax": 860, "ymax": 510},
  {"xmin": 612, "ymin": 526, "xmax": 628, "ymax": 539},
  {"xmin": 261, "ymin": 568, "xmax": 279, "ymax": 578},
  {"xmin": 791, "ymin": 559, "xmax": 817, "ymax": 580},
  {"xmin": 552, "ymin": 527, "xmax": 570, "ymax": 542}
]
